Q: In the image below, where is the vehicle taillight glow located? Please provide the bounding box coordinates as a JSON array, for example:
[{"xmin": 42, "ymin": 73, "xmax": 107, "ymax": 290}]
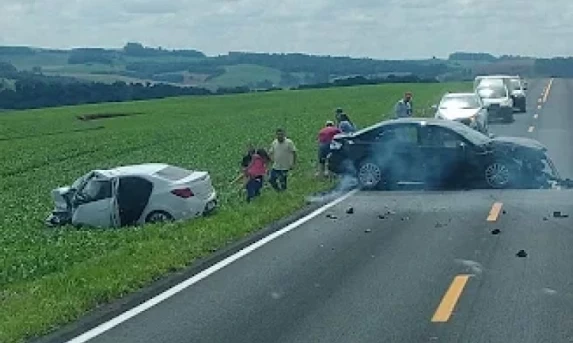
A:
[{"xmin": 171, "ymin": 188, "xmax": 194, "ymax": 198}]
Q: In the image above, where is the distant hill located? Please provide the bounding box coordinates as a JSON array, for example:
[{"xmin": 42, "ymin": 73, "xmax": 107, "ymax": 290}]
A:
[
  {"xmin": 0, "ymin": 43, "xmax": 487, "ymax": 88},
  {"xmin": 0, "ymin": 43, "xmax": 567, "ymax": 92}
]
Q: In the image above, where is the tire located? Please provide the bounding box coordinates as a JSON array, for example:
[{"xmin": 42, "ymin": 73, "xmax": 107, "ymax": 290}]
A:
[
  {"xmin": 503, "ymin": 109, "xmax": 514, "ymax": 123},
  {"xmin": 145, "ymin": 210, "xmax": 174, "ymax": 224},
  {"xmin": 357, "ymin": 159, "xmax": 383, "ymax": 190},
  {"xmin": 484, "ymin": 160, "xmax": 516, "ymax": 189},
  {"xmin": 519, "ymin": 100, "xmax": 526, "ymax": 113}
]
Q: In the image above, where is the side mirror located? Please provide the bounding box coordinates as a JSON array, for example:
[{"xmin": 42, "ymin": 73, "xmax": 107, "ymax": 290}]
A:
[{"xmin": 459, "ymin": 142, "xmax": 466, "ymax": 150}]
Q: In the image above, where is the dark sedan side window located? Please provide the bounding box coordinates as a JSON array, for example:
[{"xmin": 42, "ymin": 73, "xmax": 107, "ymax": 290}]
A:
[
  {"xmin": 421, "ymin": 126, "xmax": 467, "ymax": 148},
  {"xmin": 375, "ymin": 124, "xmax": 419, "ymax": 144}
]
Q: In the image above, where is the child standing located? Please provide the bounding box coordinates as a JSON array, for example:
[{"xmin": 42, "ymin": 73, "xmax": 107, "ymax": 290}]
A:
[{"xmin": 245, "ymin": 148, "xmax": 270, "ymax": 202}]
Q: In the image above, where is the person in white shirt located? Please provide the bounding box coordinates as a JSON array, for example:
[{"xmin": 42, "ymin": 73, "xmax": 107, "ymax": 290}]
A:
[
  {"xmin": 268, "ymin": 128, "xmax": 297, "ymax": 191},
  {"xmin": 394, "ymin": 91, "xmax": 413, "ymax": 119}
]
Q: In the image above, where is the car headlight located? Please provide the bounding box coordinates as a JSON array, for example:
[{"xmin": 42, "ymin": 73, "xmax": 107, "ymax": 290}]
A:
[{"xmin": 330, "ymin": 141, "xmax": 343, "ymax": 150}]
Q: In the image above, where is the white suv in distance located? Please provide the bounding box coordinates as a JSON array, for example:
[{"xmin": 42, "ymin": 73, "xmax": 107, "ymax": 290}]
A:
[
  {"xmin": 433, "ymin": 92, "xmax": 489, "ymax": 134},
  {"xmin": 474, "ymin": 75, "xmax": 526, "ymax": 113},
  {"xmin": 475, "ymin": 80, "xmax": 514, "ymax": 123}
]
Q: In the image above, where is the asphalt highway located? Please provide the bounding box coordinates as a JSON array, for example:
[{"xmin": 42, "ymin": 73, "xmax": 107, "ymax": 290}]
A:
[{"xmin": 58, "ymin": 79, "xmax": 573, "ymax": 343}]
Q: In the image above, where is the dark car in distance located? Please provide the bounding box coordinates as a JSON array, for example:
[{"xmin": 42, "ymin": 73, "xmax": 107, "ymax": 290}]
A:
[{"xmin": 327, "ymin": 118, "xmax": 559, "ymax": 190}]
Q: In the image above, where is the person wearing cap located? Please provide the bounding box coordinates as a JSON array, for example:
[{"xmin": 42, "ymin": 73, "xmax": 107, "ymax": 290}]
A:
[
  {"xmin": 317, "ymin": 120, "xmax": 341, "ymax": 177},
  {"xmin": 394, "ymin": 91, "xmax": 413, "ymax": 119}
]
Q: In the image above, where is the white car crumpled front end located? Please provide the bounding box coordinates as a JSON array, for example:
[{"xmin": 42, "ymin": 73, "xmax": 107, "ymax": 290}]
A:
[{"xmin": 45, "ymin": 186, "xmax": 75, "ymax": 227}]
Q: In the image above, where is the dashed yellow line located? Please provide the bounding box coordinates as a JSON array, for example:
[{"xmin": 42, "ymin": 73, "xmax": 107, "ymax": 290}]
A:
[
  {"xmin": 543, "ymin": 78, "xmax": 554, "ymax": 103},
  {"xmin": 487, "ymin": 202, "xmax": 503, "ymax": 222},
  {"xmin": 431, "ymin": 275, "xmax": 471, "ymax": 323}
]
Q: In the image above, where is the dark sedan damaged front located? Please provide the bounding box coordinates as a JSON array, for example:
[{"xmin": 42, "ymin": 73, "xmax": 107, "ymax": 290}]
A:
[{"xmin": 489, "ymin": 137, "xmax": 563, "ymax": 189}]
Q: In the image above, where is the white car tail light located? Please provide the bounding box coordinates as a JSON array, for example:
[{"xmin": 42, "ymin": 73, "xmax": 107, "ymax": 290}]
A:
[{"xmin": 171, "ymin": 188, "xmax": 194, "ymax": 198}]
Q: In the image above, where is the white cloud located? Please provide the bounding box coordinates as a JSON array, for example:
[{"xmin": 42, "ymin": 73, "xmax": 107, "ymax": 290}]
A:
[{"xmin": 0, "ymin": 0, "xmax": 570, "ymax": 58}]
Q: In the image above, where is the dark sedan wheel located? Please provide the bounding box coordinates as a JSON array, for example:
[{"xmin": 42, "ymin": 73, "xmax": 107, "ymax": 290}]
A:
[
  {"xmin": 357, "ymin": 160, "xmax": 382, "ymax": 190},
  {"xmin": 484, "ymin": 160, "xmax": 514, "ymax": 189}
]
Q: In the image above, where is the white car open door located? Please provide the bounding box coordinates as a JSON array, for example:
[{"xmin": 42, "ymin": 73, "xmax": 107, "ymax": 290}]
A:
[{"xmin": 71, "ymin": 174, "xmax": 119, "ymax": 228}]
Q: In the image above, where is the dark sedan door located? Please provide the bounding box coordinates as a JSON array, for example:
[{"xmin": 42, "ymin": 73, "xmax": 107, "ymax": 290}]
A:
[
  {"xmin": 419, "ymin": 125, "xmax": 471, "ymax": 188},
  {"xmin": 371, "ymin": 123, "xmax": 425, "ymax": 185}
]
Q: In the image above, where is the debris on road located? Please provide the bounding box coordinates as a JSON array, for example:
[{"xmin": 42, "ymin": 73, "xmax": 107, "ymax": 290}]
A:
[
  {"xmin": 435, "ymin": 222, "xmax": 445, "ymax": 228},
  {"xmin": 543, "ymin": 216, "xmax": 549, "ymax": 221},
  {"xmin": 365, "ymin": 229, "xmax": 372, "ymax": 233},
  {"xmin": 378, "ymin": 214, "xmax": 386, "ymax": 220},
  {"xmin": 401, "ymin": 216, "xmax": 410, "ymax": 221},
  {"xmin": 326, "ymin": 214, "xmax": 338, "ymax": 219},
  {"xmin": 346, "ymin": 207, "xmax": 354, "ymax": 214},
  {"xmin": 386, "ymin": 210, "xmax": 396, "ymax": 215},
  {"xmin": 553, "ymin": 211, "xmax": 569, "ymax": 218},
  {"xmin": 491, "ymin": 229, "xmax": 501, "ymax": 235},
  {"xmin": 516, "ymin": 250, "xmax": 528, "ymax": 258},
  {"xmin": 502, "ymin": 210, "xmax": 507, "ymax": 215}
]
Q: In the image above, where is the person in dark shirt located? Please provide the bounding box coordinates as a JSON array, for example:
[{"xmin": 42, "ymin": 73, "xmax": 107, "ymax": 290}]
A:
[{"xmin": 241, "ymin": 144, "xmax": 256, "ymax": 169}]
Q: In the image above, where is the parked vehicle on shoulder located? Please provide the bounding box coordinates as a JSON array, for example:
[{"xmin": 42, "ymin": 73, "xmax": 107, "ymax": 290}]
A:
[
  {"xmin": 433, "ymin": 92, "xmax": 489, "ymax": 134},
  {"xmin": 327, "ymin": 118, "xmax": 560, "ymax": 190},
  {"xmin": 45, "ymin": 163, "xmax": 218, "ymax": 228},
  {"xmin": 475, "ymin": 80, "xmax": 514, "ymax": 123}
]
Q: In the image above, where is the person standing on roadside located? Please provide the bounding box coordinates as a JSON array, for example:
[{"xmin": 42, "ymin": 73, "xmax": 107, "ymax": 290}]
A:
[
  {"xmin": 268, "ymin": 128, "xmax": 297, "ymax": 191},
  {"xmin": 394, "ymin": 91, "xmax": 413, "ymax": 119},
  {"xmin": 244, "ymin": 148, "xmax": 270, "ymax": 202},
  {"xmin": 317, "ymin": 120, "xmax": 341, "ymax": 177}
]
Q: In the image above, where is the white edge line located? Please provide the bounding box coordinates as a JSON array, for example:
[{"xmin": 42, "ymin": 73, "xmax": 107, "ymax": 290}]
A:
[{"xmin": 65, "ymin": 188, "xmax": 359, "ymax": 343}]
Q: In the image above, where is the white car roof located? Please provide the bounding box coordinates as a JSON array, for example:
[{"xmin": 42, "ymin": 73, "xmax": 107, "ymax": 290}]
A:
[
  {"xmin": 443, "ymin": 92, "xmax": 478, "ymax": 98},
  {"xmin": 476, "ymin": 75, "xmax": 514, "ymax": 79},
  {"xmin": 95, "ymin": 163, "xmax": 172, "ymax": 178}
]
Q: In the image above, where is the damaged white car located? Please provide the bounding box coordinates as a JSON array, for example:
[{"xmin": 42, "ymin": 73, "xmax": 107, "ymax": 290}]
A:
[{"xmin": 46, "ymin": 163, "xmax": 218, "ymax": 228}]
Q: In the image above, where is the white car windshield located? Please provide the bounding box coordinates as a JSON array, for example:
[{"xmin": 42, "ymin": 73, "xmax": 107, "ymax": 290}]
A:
[
  {"xmin": 440, "ymin": 96, "xmax": 480, "ymax": 109},
  {"xmin": 477, "ymin": 87, "xmax": 507, "ymax": 99}
]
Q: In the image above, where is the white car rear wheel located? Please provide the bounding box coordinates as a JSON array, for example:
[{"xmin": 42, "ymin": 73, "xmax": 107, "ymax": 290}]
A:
[{"xmin": 146, "ymin": 211, "xmax": 174, "ymax": 224}]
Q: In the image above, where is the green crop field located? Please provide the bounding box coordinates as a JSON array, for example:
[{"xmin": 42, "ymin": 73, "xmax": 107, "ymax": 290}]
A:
[
  {"xmin": 205, "ymin": 64, "xmax": 283, "ymax": 87},
  {"xmin": 0, "ymin": 82, "xmax": 470, "ymax": 343}
]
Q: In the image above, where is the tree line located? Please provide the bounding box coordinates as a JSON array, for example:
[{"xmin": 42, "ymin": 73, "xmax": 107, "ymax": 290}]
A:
[{"xmin": 0, "ymin": 61, "xmax": 437, "ymax": 110}]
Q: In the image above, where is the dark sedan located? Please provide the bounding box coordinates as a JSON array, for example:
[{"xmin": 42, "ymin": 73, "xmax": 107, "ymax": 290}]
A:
[{"xmin": 327, "ymin": 118, "xmax": 560, "ymax": 190}]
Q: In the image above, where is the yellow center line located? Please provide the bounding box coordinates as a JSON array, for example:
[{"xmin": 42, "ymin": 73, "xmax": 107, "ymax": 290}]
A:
[
  {"xmin": 528, "ymin": 126, "xmax": 535, "ymax": 133},
  {"xmin": 487, "ymin": 202, "xmax": 503, "ymax": 222},
  {"xmin": 431, "ymin": 275, "xmax": 471, "ymax": 323},
  {"xmin": 543, "ymin": 78, "xmax": 554, "ymax": 103}
]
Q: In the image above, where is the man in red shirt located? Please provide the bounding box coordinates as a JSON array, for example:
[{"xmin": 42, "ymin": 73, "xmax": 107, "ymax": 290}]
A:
[{"xmin": 317, "ymin": 120, "xmax": 341, "ymax": 177}]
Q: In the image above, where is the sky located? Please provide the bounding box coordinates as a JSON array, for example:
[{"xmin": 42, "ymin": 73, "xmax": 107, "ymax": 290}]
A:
[{"xmin": 0, "ymin": 0, "xmax": 570, "ymax": 59}]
